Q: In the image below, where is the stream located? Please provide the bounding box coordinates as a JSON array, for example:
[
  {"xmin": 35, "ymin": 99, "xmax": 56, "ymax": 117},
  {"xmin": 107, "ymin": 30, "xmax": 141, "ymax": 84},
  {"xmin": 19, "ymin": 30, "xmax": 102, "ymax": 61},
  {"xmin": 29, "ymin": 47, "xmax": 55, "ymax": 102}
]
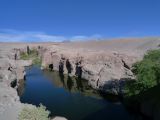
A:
[{"xmin": 17, "ymin": 66, "xmax": 140, "ymax": 120}]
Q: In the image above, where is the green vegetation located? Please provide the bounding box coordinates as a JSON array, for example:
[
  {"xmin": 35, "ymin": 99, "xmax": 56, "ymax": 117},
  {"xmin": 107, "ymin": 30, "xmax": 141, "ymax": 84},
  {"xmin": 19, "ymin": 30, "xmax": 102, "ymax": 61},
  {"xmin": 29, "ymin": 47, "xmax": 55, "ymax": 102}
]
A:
[
  {"xmin": 18, "ymin": 104, "xmax": 50, "ymax": 120},
  {"xmin": 32, "ymin": 56, "xmax": 42, "ymax": 65},
  {"xmin": 20, "ymin": 49, "xmax": 37, "ymax": 60},
  {"xmin": 125, "ymin": 49, "xmax": 160, "ymax": 97},
  {"xmin": 20, "ymin": 48, "xmax": 41, "ymax": 66}
]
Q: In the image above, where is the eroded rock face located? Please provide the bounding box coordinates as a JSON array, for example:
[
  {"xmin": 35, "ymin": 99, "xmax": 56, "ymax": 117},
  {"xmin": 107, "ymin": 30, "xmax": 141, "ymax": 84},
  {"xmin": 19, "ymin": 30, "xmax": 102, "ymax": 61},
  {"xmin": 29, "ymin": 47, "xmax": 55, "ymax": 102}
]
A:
[
  {"xmin": 41, "ymin": 46, "xmax": 139, "ymax": 95},
  {"xmin": 0, "ymin": 45, "xmax": 33, "ymax": 120},
  {"xmin": 0, "ymin": 43, "xmax": 70, "ymax": 120}
]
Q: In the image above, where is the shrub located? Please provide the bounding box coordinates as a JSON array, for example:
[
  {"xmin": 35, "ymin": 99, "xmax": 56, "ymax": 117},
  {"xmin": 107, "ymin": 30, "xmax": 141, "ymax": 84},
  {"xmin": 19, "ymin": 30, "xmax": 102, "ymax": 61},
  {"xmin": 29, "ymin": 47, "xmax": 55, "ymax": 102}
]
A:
[
  {"xmin": 125, "ymin": 49, "xmax": 160, "ymax": 96},
  {"xmin": 20, "ymin": 52, "xmax": 29, "ymax": 60},
  {"xmin": 33, "ymin": 57, "xmax": 42, "ymax": 66},
  {"xmin": 18, "ymin": 104, "xmax": 50, "ymax": 120}
]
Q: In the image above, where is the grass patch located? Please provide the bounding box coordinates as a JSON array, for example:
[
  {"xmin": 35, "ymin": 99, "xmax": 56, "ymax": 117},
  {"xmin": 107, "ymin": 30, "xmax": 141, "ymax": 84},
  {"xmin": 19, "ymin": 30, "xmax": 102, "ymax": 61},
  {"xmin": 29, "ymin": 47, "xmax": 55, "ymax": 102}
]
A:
[
  {"xmin": 32, "ymin": 57, "xmax": 42, "ymax": 66},
  {"xmin": 20, "ymin": 49, "xmax": 38, "ymax": 60},
  {"xmin": 20, "ymin": 49, "xmax": 41, "ymax": 66}
]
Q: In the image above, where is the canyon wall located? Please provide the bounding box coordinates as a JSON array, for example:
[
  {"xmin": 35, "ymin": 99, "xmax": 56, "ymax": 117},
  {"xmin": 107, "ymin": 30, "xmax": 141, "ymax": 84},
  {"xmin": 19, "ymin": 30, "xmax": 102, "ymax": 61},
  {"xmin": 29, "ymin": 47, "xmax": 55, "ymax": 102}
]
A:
[
  {"xmin": 0, "ymin": 43, "xmax": 67, "ymax": 120},
  {"xmin": 41, "ymin": 46, "xmax": 139, "ymax": 95},
  {"xmin": 41, "ymin": 38, "xmax": 160, "ymax": 95},
  {"xmin": 0, "ymin": 44, "xmax": 34, "ymax": 120}
]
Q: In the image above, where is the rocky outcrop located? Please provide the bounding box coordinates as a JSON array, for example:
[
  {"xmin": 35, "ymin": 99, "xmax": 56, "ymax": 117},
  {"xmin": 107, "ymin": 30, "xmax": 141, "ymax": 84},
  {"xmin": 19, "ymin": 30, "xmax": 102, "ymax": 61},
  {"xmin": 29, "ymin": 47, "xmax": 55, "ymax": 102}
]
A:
[
  {"xmin": 41, "ymin": 46, "xmax": 139, "ymax": 95},
  {"xmin": 0, "ymin": 45, "xmax": 33, "ymax": 120},
  {"xmin": 0, "ymin": 43, "xmax": 67, "ymax": 120}
]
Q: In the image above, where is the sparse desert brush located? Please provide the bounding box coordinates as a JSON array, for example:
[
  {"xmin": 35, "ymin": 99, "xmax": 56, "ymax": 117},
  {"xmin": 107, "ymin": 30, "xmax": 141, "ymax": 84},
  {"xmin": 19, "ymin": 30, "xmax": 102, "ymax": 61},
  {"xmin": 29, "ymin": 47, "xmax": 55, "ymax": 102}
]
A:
[{"xmin": 18, "ymin": 104, "xmax": 50, "ymax": 120}]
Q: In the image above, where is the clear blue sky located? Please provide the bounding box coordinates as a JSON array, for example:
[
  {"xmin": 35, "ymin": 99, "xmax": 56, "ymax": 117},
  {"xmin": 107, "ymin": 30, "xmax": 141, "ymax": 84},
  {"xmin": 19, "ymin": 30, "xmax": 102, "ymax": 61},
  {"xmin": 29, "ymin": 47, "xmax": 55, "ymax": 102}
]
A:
[{"xmin": 0, "ymin": 0, "xmax": 159, "ymax": 42}]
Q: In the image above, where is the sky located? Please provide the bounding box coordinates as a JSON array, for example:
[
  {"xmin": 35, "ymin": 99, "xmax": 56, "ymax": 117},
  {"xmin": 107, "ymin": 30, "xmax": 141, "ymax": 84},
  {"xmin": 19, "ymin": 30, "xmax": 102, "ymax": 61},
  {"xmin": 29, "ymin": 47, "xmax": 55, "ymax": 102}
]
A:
[{"xmin": 0, "ymin": 0, "xmax": 159, "ymax": 42}]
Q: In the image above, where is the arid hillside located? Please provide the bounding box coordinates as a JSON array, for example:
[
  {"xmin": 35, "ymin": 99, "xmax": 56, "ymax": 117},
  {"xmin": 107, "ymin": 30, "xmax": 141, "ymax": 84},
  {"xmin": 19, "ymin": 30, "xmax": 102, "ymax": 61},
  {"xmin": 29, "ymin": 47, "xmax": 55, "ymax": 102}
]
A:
[
  {"xmin": 60, "ymin": 37, "xmax": 160, "ymax": 55},
  {"xmin": 1, "ymin": 37, "xmax": 159, "ymax": 53}
]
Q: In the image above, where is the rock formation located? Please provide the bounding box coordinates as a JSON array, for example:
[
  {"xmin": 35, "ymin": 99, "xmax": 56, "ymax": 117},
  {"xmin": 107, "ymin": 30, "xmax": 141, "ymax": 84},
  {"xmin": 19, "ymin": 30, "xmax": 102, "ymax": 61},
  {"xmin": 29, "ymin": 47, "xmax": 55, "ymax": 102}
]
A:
[
  {"xmin": 0, "ymin": 44, "xmax": 33, "ymax": 120},
  {"xmin": 41, "ymin": 47, "xmax": 138, "ymax": 95},
  {"xmin": 41, "ymin": 38, "xmax": 160, "ymax": 95},
  {"xmin": 0, "ymin": 43, "xmax": 67, "ymax": 120},
  {"xmin": 0, "ymin": 38, "xmax": 159, "ymax": 119}
]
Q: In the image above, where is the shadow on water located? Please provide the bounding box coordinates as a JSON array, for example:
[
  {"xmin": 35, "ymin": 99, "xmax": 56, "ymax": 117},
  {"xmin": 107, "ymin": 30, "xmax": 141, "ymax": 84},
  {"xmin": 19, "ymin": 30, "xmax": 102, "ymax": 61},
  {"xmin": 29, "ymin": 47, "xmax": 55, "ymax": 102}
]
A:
[
  {"xmin": 59, "ymin": 73, "xmax": 66, "ymax": 88},
  {"xmin": 18, "ymin": 66, "xmax": 143, "ymax": 120},
  {"xmin": 75, "ymin": 77, "xmax": 84, "ymax": 92},
  {"xmin": 67, "ymin": 76, "xmax": 73, "ymax": 92},
  {"xmin": 123, "ymin": 85, "xmax": 160, "ymax": 120}
]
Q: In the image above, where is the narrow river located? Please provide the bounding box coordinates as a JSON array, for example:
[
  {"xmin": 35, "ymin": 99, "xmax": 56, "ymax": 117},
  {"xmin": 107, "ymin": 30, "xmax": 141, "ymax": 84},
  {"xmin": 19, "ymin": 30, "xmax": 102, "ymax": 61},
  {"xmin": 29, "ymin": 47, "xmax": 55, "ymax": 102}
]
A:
[{"xmin": 17, "ymin": 66, "xmax": 138, "ymax": 120}]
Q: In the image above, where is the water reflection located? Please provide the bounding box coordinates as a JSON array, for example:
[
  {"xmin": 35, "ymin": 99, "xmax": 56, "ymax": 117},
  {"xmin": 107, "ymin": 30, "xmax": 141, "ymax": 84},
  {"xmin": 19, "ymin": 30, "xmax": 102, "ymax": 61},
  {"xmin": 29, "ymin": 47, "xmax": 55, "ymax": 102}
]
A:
[
  {"xmin": 44, "ymin": 70, "xmax": 94, "ymax": 97},
  {"xmin": 67, "ymin": 76, "xmax": 73, "ymax": 91},
  {"xmin": 59, "ymin": 73, "xmax": 65, "ymax": 88},
  {"xmin": 42, "ymin": 70, "xmax": 123, "ymax": 102},
  {"xmin": 75, "ymin": 77, "xmax": 84, "ymax": 92},
  {"xmin": 17, "ymin": 66, "xmax": 139, "ymax": 120},
  {"xmin": 18, "ymin": 68, "xmax": 121, "ymax": 101}
]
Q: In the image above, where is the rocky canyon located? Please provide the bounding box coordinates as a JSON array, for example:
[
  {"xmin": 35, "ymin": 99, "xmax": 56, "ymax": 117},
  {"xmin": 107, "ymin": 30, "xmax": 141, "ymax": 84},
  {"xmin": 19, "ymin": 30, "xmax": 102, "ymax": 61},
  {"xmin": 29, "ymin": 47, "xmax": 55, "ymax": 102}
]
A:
[{"xmin": 0, "ymin": 38, "xmax": 160, "ymax": 120}]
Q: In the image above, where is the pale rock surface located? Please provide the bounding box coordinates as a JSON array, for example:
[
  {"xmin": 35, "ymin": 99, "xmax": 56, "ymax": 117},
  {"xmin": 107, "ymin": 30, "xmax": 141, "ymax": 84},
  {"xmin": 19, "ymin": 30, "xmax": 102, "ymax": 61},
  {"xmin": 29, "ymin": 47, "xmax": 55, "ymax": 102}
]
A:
[
  {"xmin": 0, "ymin": 43, "xmax": 66, "ymax": 120},
  {"xmin": 52, "ymin": 116, "xmax": 68, "ymax": 120},
  {"xmin": 0, "ymin": 44, "xmax": 33, "ymax": 120},
  {"xmin": 41, "ymin": 46, "xmax": 139, "ymax": 95}
]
